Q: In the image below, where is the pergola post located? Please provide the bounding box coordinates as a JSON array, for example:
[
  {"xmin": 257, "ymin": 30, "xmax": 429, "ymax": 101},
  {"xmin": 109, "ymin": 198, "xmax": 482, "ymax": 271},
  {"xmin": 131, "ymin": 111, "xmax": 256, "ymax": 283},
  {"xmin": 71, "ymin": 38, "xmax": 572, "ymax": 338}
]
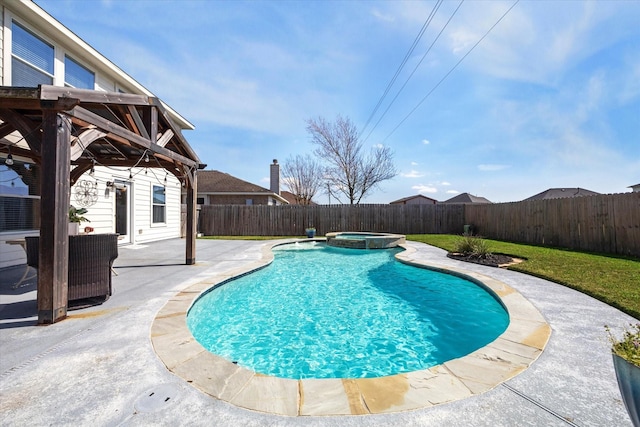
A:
[
  {"xmin": 37, "ymin": 111, "xmax": 71, "ymax": 324},
  {"xmin": 185, "ymin": 172, "xmax": 197, "ymax": 265}
]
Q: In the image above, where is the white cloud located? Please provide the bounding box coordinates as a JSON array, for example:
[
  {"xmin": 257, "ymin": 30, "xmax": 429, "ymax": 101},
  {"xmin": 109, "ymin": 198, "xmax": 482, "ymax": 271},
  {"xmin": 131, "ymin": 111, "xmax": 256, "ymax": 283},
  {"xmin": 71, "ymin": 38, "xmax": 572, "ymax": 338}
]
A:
[
  {"xmin": 446, "ymin": 190, "xmax": 459, "ymax": 194},
  {"xmin": 370, "ymin": 8, "xmax": 395, "ymax": 23},
  {"xmin": 412, "ymin": 184, "xmax": 437, "ymax": 194},
  {"xmin": 402, "ymin": 170, "xmax": 425, "ymax": 178},
  {"xmin": 410, "ymin": 161, "xmax": 419, "ymax": 166},
  {"xmin": 478, "ymin": 164, "xmax": 510, "ymax": 172},
  {"xmin": 422, "ymin": 139, "xmax": 430, "ymax": 145},
  {"xmin": 440, "ymin": 181, "xmax": 451, "ymax": 186}
]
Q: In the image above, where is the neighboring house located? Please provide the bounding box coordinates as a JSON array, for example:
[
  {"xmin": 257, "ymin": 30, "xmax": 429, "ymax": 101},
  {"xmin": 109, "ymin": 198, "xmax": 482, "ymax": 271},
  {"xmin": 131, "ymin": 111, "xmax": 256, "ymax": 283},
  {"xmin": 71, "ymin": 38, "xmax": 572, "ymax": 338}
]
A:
[
  {"xmin": 390, "ymin": 195, "xmax": 438, "ymax": 205},
  {"xmin": 523, "ymin": 188, "xmax": 600, "ymax": 201},
  {"xmin": 0, "ymin": 0, "xmax": 196, "ymax": 268},
  {"xmin": 441, "ymin": 193, "xmax": 492, "ymax": 204},
  {"xmin": 197, "ymin": 165, "xmax": 288, "ymax": 206},
  {"xmin": 628, "ymin": 184, "xmax": 640, "ymax": 193},
  {"xmin": 281, "ymin": 191, "xmax": 317, "ymax": 205}
]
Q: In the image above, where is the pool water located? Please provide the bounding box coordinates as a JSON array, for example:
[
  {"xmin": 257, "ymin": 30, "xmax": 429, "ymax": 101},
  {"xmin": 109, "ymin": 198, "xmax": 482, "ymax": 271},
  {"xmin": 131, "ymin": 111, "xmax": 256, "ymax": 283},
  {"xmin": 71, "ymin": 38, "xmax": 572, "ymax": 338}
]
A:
[{"xmin": 187, "ymin": 242, "xmax": 509, "ymax": 379}]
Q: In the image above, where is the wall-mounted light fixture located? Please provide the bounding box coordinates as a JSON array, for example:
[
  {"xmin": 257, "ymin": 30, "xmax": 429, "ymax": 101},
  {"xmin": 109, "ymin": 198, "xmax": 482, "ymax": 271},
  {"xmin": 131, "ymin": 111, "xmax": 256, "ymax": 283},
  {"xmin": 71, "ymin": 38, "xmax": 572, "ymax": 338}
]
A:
[
  {"xmin": 106, "ymin": 181, "xmax": 127, "ymax": 191},
  {"xmin": 5, "ymin": 146, "xmax": 13, "ymax": 165}
]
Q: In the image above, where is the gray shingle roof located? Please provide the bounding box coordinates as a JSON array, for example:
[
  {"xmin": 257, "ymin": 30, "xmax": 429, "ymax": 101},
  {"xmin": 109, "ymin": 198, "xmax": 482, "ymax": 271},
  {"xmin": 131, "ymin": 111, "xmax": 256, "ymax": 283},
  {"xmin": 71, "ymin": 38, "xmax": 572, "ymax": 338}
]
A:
[
  {"xmin": 197, "ymin": 170, "xmax": 272, "ymax": 194},
  {"xmin": 524, "ymin": 188, "xmax": 600, "ymax": 201},
  {"xmin": 389, "ymin": 194, "xmax": 438, "ymax": 204},
  {"xmin": 441, "ymin": 193, "xmax": 492, "ymax": 204}
]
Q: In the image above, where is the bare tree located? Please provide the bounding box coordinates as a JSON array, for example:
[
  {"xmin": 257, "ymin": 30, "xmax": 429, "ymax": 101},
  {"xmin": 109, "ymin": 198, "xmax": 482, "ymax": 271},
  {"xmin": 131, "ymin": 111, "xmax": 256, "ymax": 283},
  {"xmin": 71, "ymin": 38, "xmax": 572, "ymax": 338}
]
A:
[
  {"xmin": 282, "ymin": 154, "xmax": 324, "ymax": 205},
  {"xmin": 307, "ymin": 115, "xmax": 397, "ymax": 204}
]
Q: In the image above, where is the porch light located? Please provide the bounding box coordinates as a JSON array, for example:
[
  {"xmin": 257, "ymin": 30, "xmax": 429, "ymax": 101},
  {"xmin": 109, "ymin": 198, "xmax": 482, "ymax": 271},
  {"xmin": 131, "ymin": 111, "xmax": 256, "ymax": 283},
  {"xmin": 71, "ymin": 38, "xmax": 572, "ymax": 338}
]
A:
[{"xmin": 5, "ymin": 146, "xmax": 13, "ymax": 165}]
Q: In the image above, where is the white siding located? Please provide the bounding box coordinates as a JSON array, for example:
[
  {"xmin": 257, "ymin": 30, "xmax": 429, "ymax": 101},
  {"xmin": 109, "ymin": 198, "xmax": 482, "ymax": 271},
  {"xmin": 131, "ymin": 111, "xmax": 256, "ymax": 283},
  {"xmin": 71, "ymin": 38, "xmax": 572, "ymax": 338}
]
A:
[{"xmin": 71, "ymin": 166, "xmax": 182, "ymax": 245}]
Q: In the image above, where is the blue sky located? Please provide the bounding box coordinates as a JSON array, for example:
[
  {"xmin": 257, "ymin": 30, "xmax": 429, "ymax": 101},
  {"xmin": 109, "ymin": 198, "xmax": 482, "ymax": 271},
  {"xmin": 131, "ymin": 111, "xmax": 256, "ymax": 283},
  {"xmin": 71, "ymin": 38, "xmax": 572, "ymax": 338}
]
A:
[{"xmin": 36, "ymin": 0, "xmax": 639, "ymax": 203}]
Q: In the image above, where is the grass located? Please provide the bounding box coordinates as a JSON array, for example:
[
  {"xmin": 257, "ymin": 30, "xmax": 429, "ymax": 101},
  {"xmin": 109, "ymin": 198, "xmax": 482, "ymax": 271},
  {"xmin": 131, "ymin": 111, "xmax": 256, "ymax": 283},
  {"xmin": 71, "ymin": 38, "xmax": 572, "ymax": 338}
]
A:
[{"xmin": 407, "ymin": 234, "xmax": 640, "ymax": 320}]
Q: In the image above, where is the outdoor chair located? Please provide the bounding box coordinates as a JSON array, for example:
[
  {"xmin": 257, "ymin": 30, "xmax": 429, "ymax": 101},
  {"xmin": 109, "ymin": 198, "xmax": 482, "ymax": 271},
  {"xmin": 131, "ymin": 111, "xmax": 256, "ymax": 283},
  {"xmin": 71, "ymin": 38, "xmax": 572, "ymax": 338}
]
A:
[{"xmin": 25, "ymin": 233, "xmax": 119, "ymax": 307}]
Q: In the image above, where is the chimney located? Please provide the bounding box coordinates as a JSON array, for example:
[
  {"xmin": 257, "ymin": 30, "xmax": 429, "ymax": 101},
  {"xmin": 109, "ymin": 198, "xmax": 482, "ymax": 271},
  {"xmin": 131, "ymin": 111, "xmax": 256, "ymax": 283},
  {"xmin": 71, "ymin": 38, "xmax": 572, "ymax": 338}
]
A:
[{"xmin": 270, "ymin": 159, "xmax": 280, "ymax": 195}]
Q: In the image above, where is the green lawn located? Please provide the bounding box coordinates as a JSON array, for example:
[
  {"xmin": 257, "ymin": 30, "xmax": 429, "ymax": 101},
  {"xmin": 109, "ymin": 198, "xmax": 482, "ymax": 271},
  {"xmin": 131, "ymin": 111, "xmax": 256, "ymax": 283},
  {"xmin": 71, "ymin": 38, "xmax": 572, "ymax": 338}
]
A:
[
  {"xmin": 407, "ymin": 234, "xmax": 640, "ymax": 320},
  {"xmin": 198, "ymin": 234, "xmax": 639, "ymax": 320}
]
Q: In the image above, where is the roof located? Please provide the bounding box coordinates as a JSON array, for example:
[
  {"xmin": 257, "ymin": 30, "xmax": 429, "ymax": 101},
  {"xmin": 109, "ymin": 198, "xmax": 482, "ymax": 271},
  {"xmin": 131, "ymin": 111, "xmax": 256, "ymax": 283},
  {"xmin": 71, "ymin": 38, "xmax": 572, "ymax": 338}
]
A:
[
  {"xmin": 280, "ymin": 190, "xmax": 317, "ymax": 205},
  {"xmin": 197, "ymin": 170, "xmax": 288, "ymax": 203},
  {"xmin": 390, "ymin": 194, "xmax": 438, "ymax": 204},
  {"xmin": 524, "ymin": 188, "xmax": 600, "ymax": 201},
  {"xmin": 441, "ymin": 193, "xmax": 492, "ymax": 204}
]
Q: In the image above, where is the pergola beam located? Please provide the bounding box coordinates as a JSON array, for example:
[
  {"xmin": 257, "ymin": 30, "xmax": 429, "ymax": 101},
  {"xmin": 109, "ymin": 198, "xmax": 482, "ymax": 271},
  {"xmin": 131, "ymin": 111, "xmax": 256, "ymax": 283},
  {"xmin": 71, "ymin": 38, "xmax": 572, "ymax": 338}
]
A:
[
  {"xmin": 38, "ymin": 110, "xmax": 71, "ymax": 324},
  {"xmin": 67, "ymin": 106, "xmax": 198, "ymax": 168}
]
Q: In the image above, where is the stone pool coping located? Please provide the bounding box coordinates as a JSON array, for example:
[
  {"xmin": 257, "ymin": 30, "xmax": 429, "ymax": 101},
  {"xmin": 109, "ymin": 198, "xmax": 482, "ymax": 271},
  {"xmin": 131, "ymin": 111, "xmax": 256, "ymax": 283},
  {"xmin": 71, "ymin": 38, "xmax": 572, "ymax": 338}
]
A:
[{"xmin": 150, "ymin": 240, "xmax": 551, "ymax": 416}]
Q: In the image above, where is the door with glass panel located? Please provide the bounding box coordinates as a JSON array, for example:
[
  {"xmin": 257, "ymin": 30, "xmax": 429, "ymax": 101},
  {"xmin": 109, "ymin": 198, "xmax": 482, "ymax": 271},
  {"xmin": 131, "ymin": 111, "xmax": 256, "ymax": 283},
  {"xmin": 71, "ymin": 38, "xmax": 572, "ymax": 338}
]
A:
[{"xmin": 115, "ymin": 181, "xmax": 131, "ymax": 243}]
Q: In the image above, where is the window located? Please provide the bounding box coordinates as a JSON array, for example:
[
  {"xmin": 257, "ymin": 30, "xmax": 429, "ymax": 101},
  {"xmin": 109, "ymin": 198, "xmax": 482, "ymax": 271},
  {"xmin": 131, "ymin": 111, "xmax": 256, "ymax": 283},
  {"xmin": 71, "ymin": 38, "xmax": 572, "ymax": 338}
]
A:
[
  {"xmin": 196, "ymin": 197, "xmax": 205, "ymax": 205},
  {"xmin": 11, "ymin": 22, "xmax": 54, "ymax": 86},
  {"xmin": 152, "ymin": 185, "xmax": 166, "ymax": 224},
  {"xmin": 65, "ymin": 55, "xmax": 94, "ymax": 89},
  {"xmin": 0, "ymin": 161, "xmax": 40, "ymax": 232},
  {"xmin": 245, "ymin": 199, "xmax": 253, "ymax": 205}
]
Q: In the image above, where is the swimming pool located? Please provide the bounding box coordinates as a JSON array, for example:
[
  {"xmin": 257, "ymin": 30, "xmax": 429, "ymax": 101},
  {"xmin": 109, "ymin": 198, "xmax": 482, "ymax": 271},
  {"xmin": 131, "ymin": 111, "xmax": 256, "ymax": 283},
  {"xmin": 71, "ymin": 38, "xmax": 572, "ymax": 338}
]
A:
[{"xmin": 187, "ymin": 242, "xmax": 509, "ymax": 379}]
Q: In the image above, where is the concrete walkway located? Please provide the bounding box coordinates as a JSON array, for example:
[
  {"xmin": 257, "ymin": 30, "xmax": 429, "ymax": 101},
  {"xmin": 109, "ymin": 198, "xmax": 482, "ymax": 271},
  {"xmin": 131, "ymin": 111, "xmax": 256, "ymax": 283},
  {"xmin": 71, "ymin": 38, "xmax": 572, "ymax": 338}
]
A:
[{"xmin": 0, "ymin": 238, "xmax": 636, "ymax": 426}]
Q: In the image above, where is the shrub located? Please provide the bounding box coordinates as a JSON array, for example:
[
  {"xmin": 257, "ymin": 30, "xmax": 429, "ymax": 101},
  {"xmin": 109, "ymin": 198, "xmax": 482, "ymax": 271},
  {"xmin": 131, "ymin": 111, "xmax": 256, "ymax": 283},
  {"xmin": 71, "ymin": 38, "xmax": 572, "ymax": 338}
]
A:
[{"xmin": 454, "ymin": 235, "xmax": 491, "ymax": 258}]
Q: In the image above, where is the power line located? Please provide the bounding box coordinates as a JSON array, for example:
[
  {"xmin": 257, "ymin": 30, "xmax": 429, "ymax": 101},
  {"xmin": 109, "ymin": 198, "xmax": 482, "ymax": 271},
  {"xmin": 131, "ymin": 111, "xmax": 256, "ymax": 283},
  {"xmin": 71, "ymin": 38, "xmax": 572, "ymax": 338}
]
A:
[
  {"xmin": 382, "ymin": 0, "xmax": 521, "ymax": 144},
  {"xmin": 360, "ymin": 0, "xmax": 443, "ymax": 137},
  {"xmin": 363, "ymin": 0, "xmax": 464, "ymax": 143}
]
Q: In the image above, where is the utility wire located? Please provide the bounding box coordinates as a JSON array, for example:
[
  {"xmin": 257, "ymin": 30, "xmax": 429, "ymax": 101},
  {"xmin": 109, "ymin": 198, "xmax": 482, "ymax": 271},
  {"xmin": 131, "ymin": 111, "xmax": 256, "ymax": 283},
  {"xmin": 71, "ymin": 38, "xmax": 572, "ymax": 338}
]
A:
[
  {"xmin": 363, "ymin": 0, "xmax": 463, "ymax": 143},
  {"xmin": 360, "ymin": 0, "xmax": 443, "ymax": 137},
  {"xmin": 382, "ymin": 0, "xmax": 520, "ymax": 143}
]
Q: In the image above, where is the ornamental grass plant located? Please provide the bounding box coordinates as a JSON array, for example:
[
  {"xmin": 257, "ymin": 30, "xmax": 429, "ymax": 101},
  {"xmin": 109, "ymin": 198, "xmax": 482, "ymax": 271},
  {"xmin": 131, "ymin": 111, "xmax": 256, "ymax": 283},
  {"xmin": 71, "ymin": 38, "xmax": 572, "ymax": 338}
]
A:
[
  {"xmin": 453, "ymin": 235, "xmax": 491, "ymax": 258},
  {"xmin": 606, "ymin": 323, "xmax": 640, "ymax": 368}
]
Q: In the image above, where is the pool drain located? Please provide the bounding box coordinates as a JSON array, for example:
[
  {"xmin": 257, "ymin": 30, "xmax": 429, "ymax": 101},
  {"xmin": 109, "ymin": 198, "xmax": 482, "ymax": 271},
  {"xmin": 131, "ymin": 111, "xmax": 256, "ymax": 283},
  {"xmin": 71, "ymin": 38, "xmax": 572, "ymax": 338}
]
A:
[{"xmin": 134, "ymin": 383, "xmax": 182, "ymax": 413}]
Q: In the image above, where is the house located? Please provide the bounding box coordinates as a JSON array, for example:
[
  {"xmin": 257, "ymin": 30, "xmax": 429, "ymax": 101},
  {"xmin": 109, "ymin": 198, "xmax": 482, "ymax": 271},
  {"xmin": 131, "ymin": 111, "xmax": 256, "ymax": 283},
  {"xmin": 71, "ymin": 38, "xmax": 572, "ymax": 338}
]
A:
[
  {"xmin": 628, "ymin": 184, "xmax": 640, "ymax": 193},
  {"xmin": 523, "ymin": 188, "xmax": 600, "ymax": 201},
  {"xmin": 280, "ymin": 191, "xmax": 317, "ymax": 205},
  {"xmin": 390, "ymin": 195, "xmax": 438, "ymax": 205},
  {"xmin": 0, "ymin": 0, "xmax": 200, "ymax": 269},
  {"xmin": 197, "ymin": 161, "xmax": 288, "ymax": 205},
  {"xmin": 441, "ymin": 193, "xmax": 492, "ymax": 204}
]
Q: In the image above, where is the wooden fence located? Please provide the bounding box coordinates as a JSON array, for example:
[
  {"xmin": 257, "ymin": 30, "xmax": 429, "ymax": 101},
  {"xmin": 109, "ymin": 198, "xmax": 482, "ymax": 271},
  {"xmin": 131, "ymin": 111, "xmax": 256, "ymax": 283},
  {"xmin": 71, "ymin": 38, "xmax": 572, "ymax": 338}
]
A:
[
  {"xmin": 198, "ymin": 204, "xmax": 465, "ymax": 236},
  {"xmin": 465, "ymin": 192, "xmax": 639, "ymax": 257},
  {"xmin": 194, "ymin": 192, "xmax": 639, "ymax": 257}
]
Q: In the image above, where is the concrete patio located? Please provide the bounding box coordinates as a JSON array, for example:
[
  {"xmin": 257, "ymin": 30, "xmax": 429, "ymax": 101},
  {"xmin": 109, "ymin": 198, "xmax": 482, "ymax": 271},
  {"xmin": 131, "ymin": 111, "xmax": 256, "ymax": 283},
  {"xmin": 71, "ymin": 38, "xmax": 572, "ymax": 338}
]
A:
[{"xmin": 0, "ymin": 238, "xmax": 636, "ymax": 426}]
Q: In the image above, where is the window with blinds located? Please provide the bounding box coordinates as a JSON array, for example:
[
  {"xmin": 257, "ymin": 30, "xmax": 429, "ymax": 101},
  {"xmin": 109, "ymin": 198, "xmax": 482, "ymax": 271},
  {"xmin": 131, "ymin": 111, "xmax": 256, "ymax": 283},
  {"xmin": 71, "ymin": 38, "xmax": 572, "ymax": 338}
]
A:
[
  {"xmin": 65, "ymin": 55, "xmax": 95, "ymax": 89},
  {"xmin": 11, "ymin": 22, "xmax": 54, "ymax": 86},
  {"xmin": 0, "ymin": 161, "xmax": 40, "ymax": 232}
]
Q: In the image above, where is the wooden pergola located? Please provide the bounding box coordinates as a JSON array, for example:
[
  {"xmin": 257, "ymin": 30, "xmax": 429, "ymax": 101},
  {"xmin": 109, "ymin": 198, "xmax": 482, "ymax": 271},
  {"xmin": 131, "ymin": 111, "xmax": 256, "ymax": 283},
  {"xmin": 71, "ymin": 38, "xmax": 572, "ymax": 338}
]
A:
[{"xmin": 0, "ymin": 85, "xmax": 205, "ymax": 324}]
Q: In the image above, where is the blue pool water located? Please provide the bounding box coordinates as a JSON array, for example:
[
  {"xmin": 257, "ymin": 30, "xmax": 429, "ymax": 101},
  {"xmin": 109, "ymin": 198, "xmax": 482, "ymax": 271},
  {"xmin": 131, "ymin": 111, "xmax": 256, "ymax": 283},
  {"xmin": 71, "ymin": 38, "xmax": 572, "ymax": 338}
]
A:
[{"xmin": 187, "ymin": 242, "xmax": 509, "ymax": 379}]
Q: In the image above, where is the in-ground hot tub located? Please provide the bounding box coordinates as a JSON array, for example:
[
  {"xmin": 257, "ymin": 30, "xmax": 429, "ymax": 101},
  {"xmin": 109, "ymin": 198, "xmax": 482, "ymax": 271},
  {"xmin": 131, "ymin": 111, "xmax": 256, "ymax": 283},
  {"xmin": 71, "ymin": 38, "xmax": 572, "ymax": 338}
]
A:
[{"xmin": 325, "ymin": 231, "xmax": 406, "ymax": 249}]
